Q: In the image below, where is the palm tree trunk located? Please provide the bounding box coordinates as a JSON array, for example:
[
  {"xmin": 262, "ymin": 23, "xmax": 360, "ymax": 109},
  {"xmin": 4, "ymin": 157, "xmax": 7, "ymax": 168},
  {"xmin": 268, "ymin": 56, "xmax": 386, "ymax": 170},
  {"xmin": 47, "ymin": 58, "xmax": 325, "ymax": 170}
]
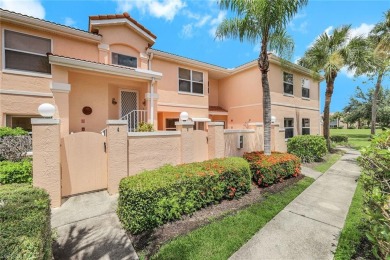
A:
[
  {"xmin": 371, "ymin": 71, "xmax": 383, "ymax": 135},
  {"xmin": 323, "ymin": 78, "xmax": 335, "ymax": 150},
  {"xmin": 258, "ymin": 38, "xmax": 271, "ymax": 155}
]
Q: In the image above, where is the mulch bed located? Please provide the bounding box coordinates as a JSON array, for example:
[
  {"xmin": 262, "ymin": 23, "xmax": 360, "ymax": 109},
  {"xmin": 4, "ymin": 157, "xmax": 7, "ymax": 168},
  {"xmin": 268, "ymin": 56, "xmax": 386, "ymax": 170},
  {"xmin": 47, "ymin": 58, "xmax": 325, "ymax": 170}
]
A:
[{"xmin": 128, "ymin": 174, "xmax": 305, "ymax": 258}]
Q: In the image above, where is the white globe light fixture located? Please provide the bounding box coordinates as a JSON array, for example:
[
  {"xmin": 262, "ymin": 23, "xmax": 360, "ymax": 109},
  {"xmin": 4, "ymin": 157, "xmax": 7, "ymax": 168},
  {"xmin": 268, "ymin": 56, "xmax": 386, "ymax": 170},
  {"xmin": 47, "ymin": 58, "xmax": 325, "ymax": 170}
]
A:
[
  {"xmin": 271, "ymin": 116, "xmax": 276, "ymax": 124},
  {"xmin": 38, "ymin": 103, "xmax": 56, "ymax": 118},
  {"xmin": 180, "ymin": 111, "xmax": 189, "ymax": 122}
]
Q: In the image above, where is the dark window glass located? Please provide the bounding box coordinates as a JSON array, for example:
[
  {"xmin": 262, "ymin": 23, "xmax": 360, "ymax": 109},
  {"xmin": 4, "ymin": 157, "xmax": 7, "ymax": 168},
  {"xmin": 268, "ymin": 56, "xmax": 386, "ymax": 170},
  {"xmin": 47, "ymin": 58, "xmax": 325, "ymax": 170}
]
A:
[
  {"xmin": 302, "ymin": 118, "xmax": 310, "ymax": 135},
  {"xmin": 179, "ymin": 80, "xmax": 191, "ymax": 92},
  {"xmin": 302, "ymin": 88, "xmax": 310, "ymax": 98},
  {"xmin": 166, "ymin": 118, "xmax": 179, "ymax": 130},
  {"xmin": 112, "ymin": 53, "xmax": 137, "ymax": 68},
  {"xmin": 284, "ymin": 118, "xmax": 294, "ymax": 139},
  {"xmin": 179, "ymin": 68, "xmax": 191, "ymax": 80},
  {"xmin": 283, "ymin": 72, "xmax": 294, "ymax": 95},
  {"xmin": 4, "ymin": 30, "xmax": 51, "ymax": 74},
  {"xmin": 193, "ymin": 82, "xmax": 203, "ymax": 94},
  {"xmin": 5, "ymin": 50, "xmax": 51, "ymax": 74},
  {"xmin": 178, "ymin": 68, "xmax": 203, "ymax": 94}
]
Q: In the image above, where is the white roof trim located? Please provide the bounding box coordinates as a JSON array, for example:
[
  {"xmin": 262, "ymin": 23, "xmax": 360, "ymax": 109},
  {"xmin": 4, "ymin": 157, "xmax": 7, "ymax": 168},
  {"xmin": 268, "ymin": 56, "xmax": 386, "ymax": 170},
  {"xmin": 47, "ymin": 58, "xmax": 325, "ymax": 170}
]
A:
[
  {"xmin": 209, "ymin": 111, "xmax": 228, "ymax": 116},
  {"xmin": 192, "ymin": 117, "xmax": 211, "ymax": 122},
  {"xmin": 90, "ymin": 19, "xmax": 155, "ymax": 43},
  {"xmin": 49, "ymin": 55, "xmax": 162, "ymax": 81},
  {"xmin": 0, "ymin": 9, "xmax": 101, "ymax": 43}
]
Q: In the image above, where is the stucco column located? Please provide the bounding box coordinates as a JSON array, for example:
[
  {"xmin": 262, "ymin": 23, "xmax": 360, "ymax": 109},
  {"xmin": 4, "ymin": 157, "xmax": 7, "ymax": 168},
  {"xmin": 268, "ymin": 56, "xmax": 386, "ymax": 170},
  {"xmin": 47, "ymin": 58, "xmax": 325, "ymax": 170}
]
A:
[
  {"xmin": 207, "ymin": 122, "xmax": 225, "ymax": 159},
  {"xmin": 248, "ymin": 122, "xmax": 263, "ymax": 152},
  {"xmin": 51, "ymin": 82, "xmax": 70, "ymax": 137},
  {"xmin": 271, "ymin": 123, "xmax": 287, "ymax": 152},
  {"xmin": 98, "ymin": 44, "xmax": 110, "ymax": 64},
  {"xmin": 175, "ymin": 121, "xmax": 195, "ymax": 164},
  {"xmin": 31, "ymin": 118, "xmax": 61, "ymax": 207},
  {"xmin": 106, "ymin": 120, "xmax": 128, "ymax": 194},
  {"xmin": 145, "ymin": 90, "xmax": 159, "ymax": 128}
]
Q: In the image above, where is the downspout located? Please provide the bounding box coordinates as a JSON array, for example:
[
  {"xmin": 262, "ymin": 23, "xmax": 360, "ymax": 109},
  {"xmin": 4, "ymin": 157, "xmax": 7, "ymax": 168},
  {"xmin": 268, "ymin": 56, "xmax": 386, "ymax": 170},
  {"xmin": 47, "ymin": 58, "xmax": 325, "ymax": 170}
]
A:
[{"xmin": 148, "ymin": 52, "xmax": 154, "ymax": 124}]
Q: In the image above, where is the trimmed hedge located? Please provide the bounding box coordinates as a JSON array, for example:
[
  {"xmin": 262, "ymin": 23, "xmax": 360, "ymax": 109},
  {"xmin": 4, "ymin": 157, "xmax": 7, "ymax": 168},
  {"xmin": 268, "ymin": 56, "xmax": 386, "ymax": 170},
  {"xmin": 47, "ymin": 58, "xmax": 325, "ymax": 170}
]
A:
[
  {"xmin": 287, "ymin": 135, "xmax": 327, "ymax": 162},
  {"xmin": 0, "ymin": 184, "xmax": 52, "ymax": 259},
  {"xmin": 0, "ymin": 160, "xmax": 32, "ymax": 184},
  {"xmin": 118, "ymin": 157, "xmax": 251, "ymax": 234},
  {"xmin": 244, "ymin": 152, "xmax": 301, "ymax": 187},
  {"xmin": 330, "ymin": 135, "xmax": 349, "ymax": 143},
  {"xmin": 0, "ymin": 127, "xmax": 28, "ymax": 138}
]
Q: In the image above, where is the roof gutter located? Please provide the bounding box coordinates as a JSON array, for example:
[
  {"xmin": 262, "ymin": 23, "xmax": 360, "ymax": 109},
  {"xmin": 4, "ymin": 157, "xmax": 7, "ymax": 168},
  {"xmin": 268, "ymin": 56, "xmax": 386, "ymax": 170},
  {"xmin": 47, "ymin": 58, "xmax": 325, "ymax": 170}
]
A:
[
  {"xmin": 49, "ymin": 55, "xmax": 163, "ymax": 81},
  {"xmin": 0, "ymin": 9, "xmax": 101, "ymax": 43}
]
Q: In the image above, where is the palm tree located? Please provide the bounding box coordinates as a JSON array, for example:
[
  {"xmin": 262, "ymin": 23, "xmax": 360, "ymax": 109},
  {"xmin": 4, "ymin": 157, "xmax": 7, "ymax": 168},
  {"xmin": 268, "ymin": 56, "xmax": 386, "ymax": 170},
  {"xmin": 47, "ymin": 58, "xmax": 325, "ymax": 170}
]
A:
[
  {"xmin": 347, "ymin": 11, "xmax": 390, "ymax": 134},
  {"xmin": 299, "ymin": 26, "xmax": 351, "ymax": 149},
  {"xmin": 215, "ymin": 0, "xmax": 308, "ymax": 155}
]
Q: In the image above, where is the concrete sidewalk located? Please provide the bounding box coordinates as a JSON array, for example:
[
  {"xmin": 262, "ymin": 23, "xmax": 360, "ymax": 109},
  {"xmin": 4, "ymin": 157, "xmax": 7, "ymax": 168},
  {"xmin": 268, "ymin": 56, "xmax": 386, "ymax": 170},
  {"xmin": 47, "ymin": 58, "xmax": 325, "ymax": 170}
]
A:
[
  {"xmin": 230, "ymin": 147, "xmax": 361, "ymax": 260},
  {"xmin": 52, "ymin": 191, "xmax": 138, "ymax": 260}
]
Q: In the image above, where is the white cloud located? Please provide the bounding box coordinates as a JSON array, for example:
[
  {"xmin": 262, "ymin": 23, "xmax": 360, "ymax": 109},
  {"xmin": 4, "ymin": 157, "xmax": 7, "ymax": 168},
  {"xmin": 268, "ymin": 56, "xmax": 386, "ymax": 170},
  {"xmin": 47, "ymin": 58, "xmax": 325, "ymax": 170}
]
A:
[
  {"xmin": 195, "ymin": 15, "xmax": 211, "ymax": 27},
  {"xmin": 340, "ymin": 67, "xmax": 356, "ymax": 78},
  {"xmin": 0, "ymin": 0, "xmax": 45, "ymax": 19},
  {"xmin": 180, "ymin": 24, "xmax": 193, "ymax": 38},
  {"xmin": 64, "ymin": 17, "xmax": 76, "ymax": 27},
  {"xmin": 324, "ymin": 26, "xmax": 334, "ymax": 35},
  {"xmin": 115, "ymin": 0, "xmax": 186, "ymax": 21},
  {"xmin": 208, "ymin": 11, "xmax": 226, "ymax": 37},
  {"xmin": 349, "ymin": 23, "xmax": 374, "ymax": 39}
]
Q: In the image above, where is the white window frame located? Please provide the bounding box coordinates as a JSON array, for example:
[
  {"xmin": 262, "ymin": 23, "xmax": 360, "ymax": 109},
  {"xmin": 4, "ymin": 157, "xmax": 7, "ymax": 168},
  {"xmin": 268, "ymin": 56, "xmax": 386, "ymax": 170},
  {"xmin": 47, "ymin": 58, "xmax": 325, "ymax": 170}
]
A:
[
  {"xmin": 302, "ymin": 118, "xmax": 310, "ymax": 135},
  {"xmin": 111, "ymin": 52, "xmax": 138, "ymax": 68},
  {"xmin": 178, "ymin": 67, "xmax": 204, "ymax": 96},
  {"xmin": 301, "ymin": 78, "xmax": 310, "ymax": 99},
  {"xmin": 284, "ymin": 118, "xmax": 294, "ymax": 139},
  {"xmin": 283, "ymin": 72, "xmax": 294, "ymax": 96},
  {"xmin": 2, "ymin": 29, "xmax": 52, "ymax": 77}
]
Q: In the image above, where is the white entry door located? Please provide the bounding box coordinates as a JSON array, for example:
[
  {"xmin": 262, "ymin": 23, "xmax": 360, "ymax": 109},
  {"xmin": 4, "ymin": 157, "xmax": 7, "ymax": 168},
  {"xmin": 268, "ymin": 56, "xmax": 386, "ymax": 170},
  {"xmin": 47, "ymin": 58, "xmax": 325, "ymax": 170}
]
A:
[{"xmin": 120, "ymin": 90, "xmax": 138, "ymax": 131}]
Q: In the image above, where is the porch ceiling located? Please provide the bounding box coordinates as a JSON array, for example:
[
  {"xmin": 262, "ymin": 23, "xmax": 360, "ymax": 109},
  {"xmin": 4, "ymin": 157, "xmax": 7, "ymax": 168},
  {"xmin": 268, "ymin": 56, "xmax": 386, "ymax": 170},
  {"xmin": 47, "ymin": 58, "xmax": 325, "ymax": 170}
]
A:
[{"xmin": 49, "ymin": 54, "xmax": 162, "ymax": 81}]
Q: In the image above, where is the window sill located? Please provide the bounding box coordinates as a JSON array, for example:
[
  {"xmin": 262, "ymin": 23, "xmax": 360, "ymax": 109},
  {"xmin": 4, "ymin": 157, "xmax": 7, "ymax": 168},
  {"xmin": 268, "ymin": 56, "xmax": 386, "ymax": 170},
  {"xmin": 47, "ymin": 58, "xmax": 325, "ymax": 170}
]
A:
[
  {"xmin": 178, "ymin": 91, "xmax": 205, "ymax": 97},
  {"xmin": 2, "ymin": 69, "xmax": 52, "ymax": 79},
  {"xmin": 302, "ymin": 97, "xmax": 310, "ymax": 101},
  {"xmin": 283, "ymin": 93, "xmax": 294, "ymax": 98}
]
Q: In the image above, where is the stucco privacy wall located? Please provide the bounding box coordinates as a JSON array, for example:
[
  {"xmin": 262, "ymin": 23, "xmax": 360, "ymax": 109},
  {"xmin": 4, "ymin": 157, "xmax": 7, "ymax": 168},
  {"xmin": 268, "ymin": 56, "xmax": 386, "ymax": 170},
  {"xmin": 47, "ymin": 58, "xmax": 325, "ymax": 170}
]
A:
[{"xmin": 128, "ymin": 132, "xmax": 181, "ymax": 176}]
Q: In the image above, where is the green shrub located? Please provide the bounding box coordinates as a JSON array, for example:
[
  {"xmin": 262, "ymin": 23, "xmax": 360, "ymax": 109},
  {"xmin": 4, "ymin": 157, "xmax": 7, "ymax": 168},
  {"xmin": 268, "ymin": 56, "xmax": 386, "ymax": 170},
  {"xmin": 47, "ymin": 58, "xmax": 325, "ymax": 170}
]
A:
[
  {"xmin": 330, "ymin": 135, "xmax": 349, "ymax": 143},
  {"xmin": 118, "ymin": 157, "xmax": 251, "ymax": 234},
  {"xmin": 0, "ymin": 160, "xmax": 32, "ymax": 184},
  {"xmin": 287, "ymin": 135, "xmax": 327, "ymax": 162},
  {"xmin": 0, "ymin": 184, "xmax": 52, "ymax": 259},
  {"xmin": 243, "ymin": 152, "xmax": 301, "ymax": 187},
  {"xmin": 136, "ymin": 122, "xmax": 154, "ymax": 132},
  {"xmin": 359, "ymin": 130, "xmax": 390, "ymax": 259},
  {"xmin": 0, "ymin": 127, "xmax": 28, "ymax": 138},
  {"xmin": 348, "ymin": 126, "xmax": 357, "ymax": 129}
]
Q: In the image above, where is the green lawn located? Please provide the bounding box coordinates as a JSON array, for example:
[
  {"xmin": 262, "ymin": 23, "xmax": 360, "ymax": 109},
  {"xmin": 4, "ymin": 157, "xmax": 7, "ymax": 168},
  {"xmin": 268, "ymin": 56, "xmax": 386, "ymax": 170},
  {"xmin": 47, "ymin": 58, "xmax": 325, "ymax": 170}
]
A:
[
  {"xmin": 313, "ymin": 152, "xmax": 343, "ymax": 173},
  {"xmin": 334, "ymin": 180, "xmax": 366, "ymax": 259},
  {"xmin": 152, "ymin": 177, "xmax": 314, "ymax": 260},
  {"xmin": 330, "ymin": 128, "xmax": 382, "ymax": 150}
]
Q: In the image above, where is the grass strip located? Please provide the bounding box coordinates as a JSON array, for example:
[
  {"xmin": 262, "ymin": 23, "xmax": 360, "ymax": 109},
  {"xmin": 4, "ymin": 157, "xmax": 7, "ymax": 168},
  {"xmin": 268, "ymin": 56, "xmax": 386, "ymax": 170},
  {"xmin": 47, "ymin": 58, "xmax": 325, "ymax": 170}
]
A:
[
  {"xmin": 313, "ymin": 152, "xmax": 343, "ymax": 173},
  {"xmin": 334, "ymin": 180, "xmax": 365, "ymax": 260},
  {"xmin": 152, "ymin": 177, "xmax": 314, "ymax": 260}
]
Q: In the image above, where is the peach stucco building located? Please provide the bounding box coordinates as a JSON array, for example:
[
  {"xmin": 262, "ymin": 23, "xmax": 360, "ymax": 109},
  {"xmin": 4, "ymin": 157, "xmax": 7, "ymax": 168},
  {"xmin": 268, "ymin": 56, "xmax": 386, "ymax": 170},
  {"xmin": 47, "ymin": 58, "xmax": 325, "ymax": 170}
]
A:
[{"xmin": 0, "ymin": 9, "xmax": 321, "ymax": 139}]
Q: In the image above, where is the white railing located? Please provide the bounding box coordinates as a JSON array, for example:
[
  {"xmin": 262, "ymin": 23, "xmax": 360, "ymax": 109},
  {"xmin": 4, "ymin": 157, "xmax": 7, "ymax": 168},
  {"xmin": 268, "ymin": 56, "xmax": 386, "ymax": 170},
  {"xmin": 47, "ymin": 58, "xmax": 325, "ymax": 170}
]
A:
[{"xmin": 121, "ymin": 110, "xmax": 148, "ymax": 132}]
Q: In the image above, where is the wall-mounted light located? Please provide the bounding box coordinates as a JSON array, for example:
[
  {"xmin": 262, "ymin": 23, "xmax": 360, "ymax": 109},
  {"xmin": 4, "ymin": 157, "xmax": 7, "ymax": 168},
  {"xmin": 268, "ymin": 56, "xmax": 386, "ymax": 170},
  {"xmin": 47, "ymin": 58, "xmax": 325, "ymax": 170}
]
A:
[
  {"xmin": 271, "ymin": 116, "xmax": 276, "ymax": 124},
  {"xmin": 112, "ymin": 98, "xmax": 117, "ymax": 105}
]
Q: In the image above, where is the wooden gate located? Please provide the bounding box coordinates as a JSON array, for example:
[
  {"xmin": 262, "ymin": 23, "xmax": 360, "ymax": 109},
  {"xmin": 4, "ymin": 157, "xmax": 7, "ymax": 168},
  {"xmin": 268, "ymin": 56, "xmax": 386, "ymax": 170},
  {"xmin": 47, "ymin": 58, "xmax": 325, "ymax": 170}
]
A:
[{"xmin": 61, "ymin": 132, "xmax": 107, "ymax": 197}]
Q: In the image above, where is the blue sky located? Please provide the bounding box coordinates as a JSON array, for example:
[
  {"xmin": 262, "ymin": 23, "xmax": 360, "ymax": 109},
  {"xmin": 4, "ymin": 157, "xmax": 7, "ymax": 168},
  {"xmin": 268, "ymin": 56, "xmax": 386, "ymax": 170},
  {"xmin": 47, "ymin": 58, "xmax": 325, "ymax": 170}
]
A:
[{"xmin": 1, "ymin": 0, "xmax": 389, "ymax": 112}]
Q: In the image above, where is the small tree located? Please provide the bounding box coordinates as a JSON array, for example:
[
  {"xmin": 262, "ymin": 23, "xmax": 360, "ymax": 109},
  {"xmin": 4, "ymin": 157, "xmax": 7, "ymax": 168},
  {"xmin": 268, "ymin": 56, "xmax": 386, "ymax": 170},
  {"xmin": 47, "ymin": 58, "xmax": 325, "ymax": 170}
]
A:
[{"xmin": 216, "ymin": 0, "xmax": 308, "ymax": 155}]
